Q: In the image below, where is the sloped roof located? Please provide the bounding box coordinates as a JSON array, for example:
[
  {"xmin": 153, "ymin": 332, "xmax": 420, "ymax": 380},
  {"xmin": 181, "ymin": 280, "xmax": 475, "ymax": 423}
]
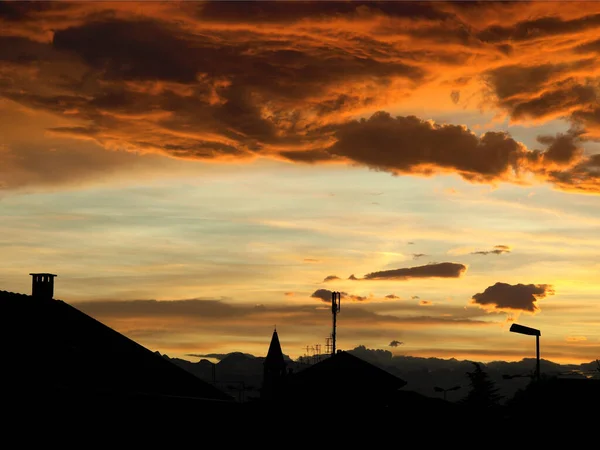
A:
[
  {"xmin": 286, "ymin": 350, "xmax": 407, "ymax": 396},
  {"xmin": 0, "ymin": 289, "xmax": 234, "ymax": 402},
  {"xmin": 292, "ymin": 350, "xmax": 406, "ymax": 386}
]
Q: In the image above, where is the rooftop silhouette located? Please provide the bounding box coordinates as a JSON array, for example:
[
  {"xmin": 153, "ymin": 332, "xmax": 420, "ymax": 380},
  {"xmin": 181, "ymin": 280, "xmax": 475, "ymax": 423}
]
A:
[
  {"xmin": 1, "ymin": 273, "xmax": 237, "ymax": 428},
  {"xmin": 1, "ymin": 272, "xmax": 599, "ymax": 440}
]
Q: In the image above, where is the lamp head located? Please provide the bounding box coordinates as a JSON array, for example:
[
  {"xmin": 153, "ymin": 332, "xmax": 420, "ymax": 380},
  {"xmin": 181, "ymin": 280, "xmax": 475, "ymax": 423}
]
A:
[{"xmin": 510, "ymin": 323, "xmax": 540, "ymax": 336}]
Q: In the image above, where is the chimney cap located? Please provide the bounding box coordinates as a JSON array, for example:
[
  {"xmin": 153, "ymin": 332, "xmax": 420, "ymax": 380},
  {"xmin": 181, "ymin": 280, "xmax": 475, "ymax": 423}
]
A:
[{"xmin": 30, "ymin": 273, "xmax": 58, "ymax": 277}]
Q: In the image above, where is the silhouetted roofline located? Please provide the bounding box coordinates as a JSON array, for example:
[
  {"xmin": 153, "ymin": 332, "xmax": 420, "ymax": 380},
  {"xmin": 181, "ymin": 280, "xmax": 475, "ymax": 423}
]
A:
[
  {"xmin": 0, "ymin": 288, "xmax": 235, "ymax": 402},
  {"xmin": 289, "ymin": 350, "xmax": 407, "ymax": 389}
]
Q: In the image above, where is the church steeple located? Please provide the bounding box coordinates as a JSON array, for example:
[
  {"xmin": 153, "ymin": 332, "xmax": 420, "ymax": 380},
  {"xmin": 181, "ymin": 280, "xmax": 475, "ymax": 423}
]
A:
[
  {"xmin": 261, "ymin": 327, "xmax": 287, "ymax": 402},
  {"xmin": 265, "ymin": 327, "xmax": 285, "ymax": 368}
]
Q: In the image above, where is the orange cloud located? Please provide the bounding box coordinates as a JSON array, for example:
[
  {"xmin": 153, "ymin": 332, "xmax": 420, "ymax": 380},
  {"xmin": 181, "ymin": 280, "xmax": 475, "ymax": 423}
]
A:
[
  {"xmin": 2, "ymin": 1, "xmax": 600, "ymax": 191},
  {"xmin": 566, "ymin": 336, "xmax": 587, "ymax": 342}
]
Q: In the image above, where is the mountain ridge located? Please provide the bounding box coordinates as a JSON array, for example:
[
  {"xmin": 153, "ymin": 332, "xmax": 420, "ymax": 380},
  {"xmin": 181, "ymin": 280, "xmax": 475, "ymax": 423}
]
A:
[{"xmin": 159, "ymin": 346, "xmax": 599, "ymax": 403}]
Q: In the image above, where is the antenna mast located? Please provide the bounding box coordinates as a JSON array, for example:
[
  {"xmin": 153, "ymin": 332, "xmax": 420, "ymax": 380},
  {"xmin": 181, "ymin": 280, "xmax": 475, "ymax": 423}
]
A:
[
  {"xmin": 325, "ymin": 336, "xmax": 332, "ymax": 355},
  {"xmin": 331, "ymin": 291, "xmax": 341, "ymax": 355}
]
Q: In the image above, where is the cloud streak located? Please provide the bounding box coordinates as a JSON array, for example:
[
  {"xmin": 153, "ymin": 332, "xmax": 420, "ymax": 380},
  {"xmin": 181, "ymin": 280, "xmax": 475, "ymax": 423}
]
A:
[
  {"xmin": 361, "ymin": 262, "xmax": 467, "ymax": 280},
  {"xmin": 471, "ymin": 245, "xmax": 511, "ymax": 256}
]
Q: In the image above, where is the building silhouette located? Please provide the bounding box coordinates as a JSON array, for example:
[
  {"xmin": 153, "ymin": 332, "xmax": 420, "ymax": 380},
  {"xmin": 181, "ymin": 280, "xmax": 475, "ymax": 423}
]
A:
[
  {"xmin": 260, "ymin": 327, "xmax": 288, "ymax": 402},
  {"xmin": 2, "ymin": 272, "xmax": 599, "ymax": 439},
  {"xmin": 0, "ymin": 273, "xmax": 236, "ymax": 426}
]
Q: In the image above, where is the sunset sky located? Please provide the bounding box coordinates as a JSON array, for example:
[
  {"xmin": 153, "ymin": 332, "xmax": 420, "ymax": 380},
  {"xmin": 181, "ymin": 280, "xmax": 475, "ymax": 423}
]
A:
[{"xmin": 2, "ymin": 1, "xmax": 600, "ymax": 365}]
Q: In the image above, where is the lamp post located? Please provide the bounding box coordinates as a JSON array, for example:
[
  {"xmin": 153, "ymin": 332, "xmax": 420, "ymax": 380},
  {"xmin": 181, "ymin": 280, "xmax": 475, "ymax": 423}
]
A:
[
  {"xmin": 509, "ymin": 323, "xmax": 541, "ymax": 382},
  {"xmin": 434, "ymin": 385, "xmax": 461, "ymax": 401}
]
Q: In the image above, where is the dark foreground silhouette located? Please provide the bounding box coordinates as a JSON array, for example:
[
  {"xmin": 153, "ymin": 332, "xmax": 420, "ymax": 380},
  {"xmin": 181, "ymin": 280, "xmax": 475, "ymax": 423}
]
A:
[{"xmin": 1, "ymin": 274, "xmax": 598, "ymax": 443}]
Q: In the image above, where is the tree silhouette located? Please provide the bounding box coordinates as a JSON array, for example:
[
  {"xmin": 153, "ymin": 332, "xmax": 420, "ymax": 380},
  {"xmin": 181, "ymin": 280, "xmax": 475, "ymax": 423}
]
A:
[{"xmin": 460, "ymin": 362, "xmax": 503, "ymax": 410}]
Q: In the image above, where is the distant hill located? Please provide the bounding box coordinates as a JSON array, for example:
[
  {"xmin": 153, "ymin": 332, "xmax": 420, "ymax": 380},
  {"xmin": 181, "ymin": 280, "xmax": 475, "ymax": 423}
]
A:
[
  {"xmin": 163, "ymin": 345, "xmax": 600, "ymax": 403},
  {"xmin": 163, "ymin": 351, "xmax": 308, "ymax": 402}
]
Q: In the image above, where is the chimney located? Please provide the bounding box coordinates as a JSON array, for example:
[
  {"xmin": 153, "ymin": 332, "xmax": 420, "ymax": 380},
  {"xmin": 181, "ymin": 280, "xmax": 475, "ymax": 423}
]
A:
[{"xmin": 30, "ymin": 273, "xmax": 57, "ymax": 300}]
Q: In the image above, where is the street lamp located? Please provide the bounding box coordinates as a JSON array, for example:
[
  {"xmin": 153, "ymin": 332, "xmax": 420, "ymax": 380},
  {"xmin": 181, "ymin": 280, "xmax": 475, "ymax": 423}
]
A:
[
  {"xmin": 509, "ymin": 323, "xmax": 541, "ymax": 382},
  {"xmin": 434, "ymin": 385, "xmax": 461, "ymax": 401}
]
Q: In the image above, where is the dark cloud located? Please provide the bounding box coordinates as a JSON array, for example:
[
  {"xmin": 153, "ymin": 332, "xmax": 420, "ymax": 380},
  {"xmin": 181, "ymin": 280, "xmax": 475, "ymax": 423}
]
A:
[
  {"xmin": 450, "ymin": 90, "xmax": 460, "ymax": 104},
  {"xmin": 510, "ymin": 82, "xmax": 597, "ymax": 122},
  {"xmin": 348, "ymin": 274, "xmax": 358, "ymax": 280},
  {"xmin": 52, "ymin": 17, "xmax": 425, "ymax": 94},
  {"xmin": 419, "ymin": 300, "xmax": 432, "ymax": 306},
  {"xmin": 412, "ymin": 253, "xmax": 428, "ymax": 259},
  {"xmin": 534, "ymin": 130, "xmax": 584, "ymax": 166},
  {"xmin": 310, "ymin": 289, "xmax": 368, "ymax": 303},
  {"xmin": 53, "ymin": 20, "xmax": 207, "ymax": 83},
  {"xmin": 571, "ymin": 107, "xmax": 600, "ymax": 138},
  {"xmin": 477, "ymin": 13, "xmax": 600, "ymax": 43},
  {"xmin": 310, "ymin": 289, "xmax": 342, "ymax": 303},
  {"xmin": 0, "ymin": 16, "xmax": 425, "ymax": 163},
  {"xmin": 471, "ymin": 282, "xmax": 555, "ymax": 313},
  {"xmin": 526, "ymin": 131, "xmax": 600, "ymax": 192},
  {"xmin": 483, "ymin": 60, "xmax": 597, "ymax": 122},
  {"xmin": 0, "ymin": 36, "xmax": 59, "ymax": 64},
  {"xmin": 319, "ymin": 114, "xmax": 597, "ymax": 193},
  {"xmin": 196, "ymin": 1, "xmax": 452, "ymax": 24},
  {"xmin": 389, "ymin": 340, "xmax": 404, "ymax": 347},
  {"xmin": 325, "ymin": 112, "xmax": 527, "ymax": 183},
  {"xmin": 280, "ymin": 149, "xmax": 338, "ymax": 163},
  {"xmin": 0, "ymin": 1, "xmax": 70, "ymax": 21},
  {"xmin": 385, "ymin": 294, "xmax": 400, "ymax": 299},
  {"xmin": 544, "ymin": 154, "xmax": 600, "ymax": 193},
  {"xmin": 323, "ymin": 275, "xmax": 341, "ymax": 282},
  {"xmin": 575, "ymin": 38, "xmax": 600, "ymax": 55},
  {"xmin": 486, "ymin": 61, "xmax": 584, "ymax": 101},
  {"xmin": 411, "ymin": 296, "xmax": 420, "ymax": 300},
  {"xmin": 471, "ymin": 245, "xmax": 511, "ymax": 256},
  {"xmin": 362, "ymin": 262, "xmax": 467, "ymax": 280}
]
